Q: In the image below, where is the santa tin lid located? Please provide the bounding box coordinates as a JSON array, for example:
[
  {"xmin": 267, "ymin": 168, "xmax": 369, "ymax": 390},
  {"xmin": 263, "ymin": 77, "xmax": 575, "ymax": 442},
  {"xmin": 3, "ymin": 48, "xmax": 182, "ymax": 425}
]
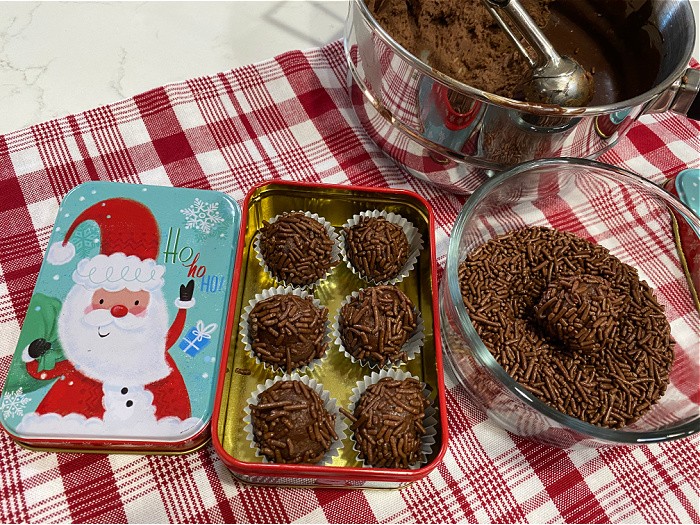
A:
[{"xmin": 0, "ymin": 182, "xmax": 240, "ymax": 452}]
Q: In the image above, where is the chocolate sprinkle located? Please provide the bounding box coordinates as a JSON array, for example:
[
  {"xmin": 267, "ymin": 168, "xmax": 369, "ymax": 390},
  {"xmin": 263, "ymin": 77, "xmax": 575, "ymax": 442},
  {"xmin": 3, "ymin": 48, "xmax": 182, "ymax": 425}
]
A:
[
  {"xmin": 339, "ymin": 285, "xmax": 418, "ymax": 367},
  {"xmin": 344, "ymin": 377, "xmax": 429, "ymax": 468},
  {"xmin": 251, "ymin": 380, "xmax": 337, "ymax": 464},
  {"xmin": 248, "ymin": 294, "xmax": 328, "ymax": 372},
  {"xmin": 344, "ymin": 216, "xmax": 410, "ymax": 282},
  {"xmin": 259, "ymin": 212, "xmax": 335, "ymax": 286},
  {"xmin": 457, "ymin": 226, "xmax": 674, "ymax": 429}
]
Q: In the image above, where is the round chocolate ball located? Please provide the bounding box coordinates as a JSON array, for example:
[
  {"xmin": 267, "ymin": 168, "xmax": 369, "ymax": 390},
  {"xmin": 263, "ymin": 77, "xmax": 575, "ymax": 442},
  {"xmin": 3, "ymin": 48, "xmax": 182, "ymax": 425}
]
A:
[
  {"xmin": 248, "ymin": 293, "xmax": 328, "ymax": 371},
  {"xmin": 346, "ymin": 377, "xmax": 429, "ymax": 469},
  {"xmin": 258, "ymin": 212, "xmax": 335, "ymax": 286},
  {"xmin": 339, "ymin": 285, "xmax": 418, "ymax": 367},
  {"xmin": 250, "ymin": 380, "xmax": 337, "ymax": 464},
  {"xmin": 534, "ymin": 274, "xmax": 623, "ymax": 355},
  {"xmin": 344, "ymin": 216, "xmax": 410, "ymax": 282}
]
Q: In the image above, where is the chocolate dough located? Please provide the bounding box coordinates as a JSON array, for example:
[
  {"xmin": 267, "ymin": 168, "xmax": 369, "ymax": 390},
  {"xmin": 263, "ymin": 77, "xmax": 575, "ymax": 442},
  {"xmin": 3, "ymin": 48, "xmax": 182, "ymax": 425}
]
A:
[
  {"xmin": 366, "ymin": 0, "xmax": 660, "ymax": 104},
  {"xmin": 367, "ymin": 0, "xmax": 553, "ymax": 99}
]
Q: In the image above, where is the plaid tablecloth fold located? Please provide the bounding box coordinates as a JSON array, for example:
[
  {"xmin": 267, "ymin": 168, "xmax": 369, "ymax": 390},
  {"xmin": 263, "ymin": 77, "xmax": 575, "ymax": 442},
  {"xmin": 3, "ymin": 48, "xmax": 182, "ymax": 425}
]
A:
[{"xmin": 0, "ymin": 40, "xmax": 699, "ymax": 524}]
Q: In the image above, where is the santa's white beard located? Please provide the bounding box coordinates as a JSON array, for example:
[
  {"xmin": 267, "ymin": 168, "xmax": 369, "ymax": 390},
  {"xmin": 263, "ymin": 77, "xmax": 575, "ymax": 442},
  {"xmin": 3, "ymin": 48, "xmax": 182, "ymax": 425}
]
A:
[{"xmin": 57, "ymin": 285, "xmax": 172, "ymax": 386}]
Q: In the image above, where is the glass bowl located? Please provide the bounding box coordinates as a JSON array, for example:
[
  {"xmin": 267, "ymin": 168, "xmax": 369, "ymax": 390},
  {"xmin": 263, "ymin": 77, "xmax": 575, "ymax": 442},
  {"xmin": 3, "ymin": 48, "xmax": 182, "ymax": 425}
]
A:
[{"xmin": 440, "ymin": 158, "xmax": 700, "ymax": 447}]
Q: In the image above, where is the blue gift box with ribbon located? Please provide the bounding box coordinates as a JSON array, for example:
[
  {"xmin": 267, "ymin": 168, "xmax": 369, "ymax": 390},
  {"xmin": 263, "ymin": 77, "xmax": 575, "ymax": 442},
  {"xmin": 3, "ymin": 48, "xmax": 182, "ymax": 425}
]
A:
[{"xmin": 179, "ymin": 320, "xmax": 218, "ymax": 357}]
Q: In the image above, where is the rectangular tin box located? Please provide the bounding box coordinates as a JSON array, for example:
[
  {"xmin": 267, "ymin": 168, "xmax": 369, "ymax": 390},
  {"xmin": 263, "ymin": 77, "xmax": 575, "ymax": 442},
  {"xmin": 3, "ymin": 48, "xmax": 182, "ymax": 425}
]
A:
[
  {"xmin": 212, "ymin": 180, "xmax": 448, "ymax": 489},
  {"xmin": 0, "ymin": 182, "xmax": 241, "ymax": 454}
]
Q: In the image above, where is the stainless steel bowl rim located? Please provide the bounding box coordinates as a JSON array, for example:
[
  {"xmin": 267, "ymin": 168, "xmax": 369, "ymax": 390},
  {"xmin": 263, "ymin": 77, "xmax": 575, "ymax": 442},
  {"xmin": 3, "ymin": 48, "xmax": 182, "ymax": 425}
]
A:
[
  {"xmin": 445, "ymin": 157, "xmax": 700, "ymax": 444},
  {"xmin": 354, "ymin": 0, "xmax": 697, "ymax": 117}
]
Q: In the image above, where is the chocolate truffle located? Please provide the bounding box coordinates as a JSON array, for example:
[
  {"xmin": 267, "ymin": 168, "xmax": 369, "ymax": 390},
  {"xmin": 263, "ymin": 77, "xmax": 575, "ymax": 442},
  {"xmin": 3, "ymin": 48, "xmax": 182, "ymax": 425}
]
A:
[
  {"xmin": 344, "ymin": 216, "xmax": 409, "ymax": 282},
  {"xmin": 339, "ymin": 285, "xmax": 417, "ymax": 367},
  {"xmin": 342, "ymin": 377, "xmax": 429, "ymax": 468},
  {"xmin": 534, "ymin": 274, "xmax": 624, "ymax": 356},
  {"xmin": 259, "ymin": 212, "xmax": 335, "ymax": 286},
  {"xmin": 248, "ymin": 294, "xmax": 328, "ymax": 371},
  {"xmin": 251, "ymin": 380, "xmax": 337, "ymax": 464}
]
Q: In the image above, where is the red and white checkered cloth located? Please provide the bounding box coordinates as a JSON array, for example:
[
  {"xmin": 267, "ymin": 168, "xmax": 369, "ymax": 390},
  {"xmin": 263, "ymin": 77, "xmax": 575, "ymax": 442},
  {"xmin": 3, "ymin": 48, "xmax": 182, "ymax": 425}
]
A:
[{"xmin": 1, "ymin": 40, "xmax": 699, "ymax": 523}]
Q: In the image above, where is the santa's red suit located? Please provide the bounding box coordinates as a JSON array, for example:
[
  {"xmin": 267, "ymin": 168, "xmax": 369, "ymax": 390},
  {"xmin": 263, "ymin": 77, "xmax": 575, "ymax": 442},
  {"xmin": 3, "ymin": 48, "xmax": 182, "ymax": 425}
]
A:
[{"xmin": 25, "ymin": 310, "xmax": 191, "ymax": 420}]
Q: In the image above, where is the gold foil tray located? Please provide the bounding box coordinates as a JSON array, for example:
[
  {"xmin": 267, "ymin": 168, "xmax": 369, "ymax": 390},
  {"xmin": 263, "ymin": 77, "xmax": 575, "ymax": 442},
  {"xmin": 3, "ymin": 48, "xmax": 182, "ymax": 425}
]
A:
[{"xmin": 215, "ymin": 181, "xmax": 444, "ymax": 479}]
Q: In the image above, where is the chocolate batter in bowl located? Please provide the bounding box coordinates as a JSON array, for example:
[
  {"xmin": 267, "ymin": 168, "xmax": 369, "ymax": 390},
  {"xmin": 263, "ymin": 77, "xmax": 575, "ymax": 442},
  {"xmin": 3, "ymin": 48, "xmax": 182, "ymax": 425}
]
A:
[{"xmin": 345, "ymin": 0, "xmax": 699, "ymax": 192}]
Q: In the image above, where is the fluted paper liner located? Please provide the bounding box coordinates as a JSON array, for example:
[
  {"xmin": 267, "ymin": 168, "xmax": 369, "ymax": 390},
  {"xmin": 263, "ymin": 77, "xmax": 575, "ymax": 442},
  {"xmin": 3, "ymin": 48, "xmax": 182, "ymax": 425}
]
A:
[
  {"xmin": 240, "ymin": 285, "xmax": 331, "ymax": 374},
  {"xmin": 339, "ymin": 210, "xmax": 423, "ymax": 285},
  {"xmin": 345, "ymin": 369, "xmax": 437, "ymax": 469},
  {"xmin": 243, "ymin": 373, "xmax": 347, "ymax": 465},
  {"xmin": 332, "ymin": 288, "xmax": 425, "ymax": 370},
  {"xmin": 254, "ymin": 210, "xmax": 340, "ymax": 289}
]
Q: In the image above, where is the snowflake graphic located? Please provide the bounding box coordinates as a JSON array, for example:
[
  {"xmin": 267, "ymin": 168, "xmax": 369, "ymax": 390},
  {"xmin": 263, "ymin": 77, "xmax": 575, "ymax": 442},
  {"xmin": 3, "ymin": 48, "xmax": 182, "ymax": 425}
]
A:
[
  {"xmin": 72, "ymin": 223, "xmax": 101, "ymax": 257},
  {"xmin": 180, "ymin": 199, "xmax": 225, "ymax": 234},
  {"xmin": 1, "ymin": 387, "xmax": 31, "ymax": 419}
]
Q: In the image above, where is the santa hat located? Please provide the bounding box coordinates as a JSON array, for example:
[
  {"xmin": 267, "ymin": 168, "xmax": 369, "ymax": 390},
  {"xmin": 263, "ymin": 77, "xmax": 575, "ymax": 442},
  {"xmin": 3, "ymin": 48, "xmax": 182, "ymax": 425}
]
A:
[{"xmin": 47, "ymin": 198, "xmax": 165, "ymax": 292}]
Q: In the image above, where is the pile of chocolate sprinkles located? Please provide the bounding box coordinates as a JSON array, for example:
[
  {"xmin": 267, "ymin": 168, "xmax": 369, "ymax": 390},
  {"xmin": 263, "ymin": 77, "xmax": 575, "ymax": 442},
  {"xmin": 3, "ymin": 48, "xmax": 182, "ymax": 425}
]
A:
[
  {"xmin": 251, "ymin": 380, "xmax": 337, "ymax": 464},
  {"xmin": 339, "ymin": 285, "xmax": 418, "ymax": 367},
  {"xmin": 248, "ymin": 294, "xmax": 328, "ymax": 371},
  {"xmin": 344, "ymin": 216, "xmax": 410, "ymax": 282},
  {"xmin": 458, "ymin": 226, "xmax": 674, "ymax": 429},
  {"xmin": 341, "ymin": 377, "xmax": 429, "ymax": 468},
  {"xmin": 259, "ymin": 212, "xmax": 335, "ymax": 286}
]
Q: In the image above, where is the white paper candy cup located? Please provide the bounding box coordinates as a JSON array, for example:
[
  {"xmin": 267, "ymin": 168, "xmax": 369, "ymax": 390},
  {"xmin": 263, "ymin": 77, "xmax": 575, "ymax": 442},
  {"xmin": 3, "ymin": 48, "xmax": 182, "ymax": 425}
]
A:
[
  {"xmin": 339, "ymin": 210, "xmax": 423, "ymax": 285},
  {"xmin": 254, "ymin": 211, "xmax": 340, "ymax": 289},
  {"xmin": 240, "ymin": 285, "xmax": 331, "ymax": 374},
  {"xmin": 332, "ymin": 288, "xmax": 425, "ymax": 370},
  {"xmin": 344, "ymin": 369, "xmax": 437, "ymax": 469},
  {"xmin": 243, "ymin": 373, "xmax": 347, "ymax": 465}
]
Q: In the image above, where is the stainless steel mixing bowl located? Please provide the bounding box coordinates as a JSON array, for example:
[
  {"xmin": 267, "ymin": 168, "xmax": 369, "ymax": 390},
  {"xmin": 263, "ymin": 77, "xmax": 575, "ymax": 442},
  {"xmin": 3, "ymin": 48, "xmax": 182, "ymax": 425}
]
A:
[{"xmin": 344, "ymin": 0, "xmax": 699, "ymax": 193}]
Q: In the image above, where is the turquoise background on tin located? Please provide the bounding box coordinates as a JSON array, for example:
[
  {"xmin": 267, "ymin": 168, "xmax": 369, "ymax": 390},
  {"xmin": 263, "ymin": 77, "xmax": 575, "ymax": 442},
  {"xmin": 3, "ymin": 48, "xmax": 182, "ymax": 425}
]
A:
[
  {"xmin": 676, "ymin": 168, "xmax": 699, "ymax": 217},
  {"xmin": 1, "ymin": 181, "xmax": 240, "ymax": 439}
]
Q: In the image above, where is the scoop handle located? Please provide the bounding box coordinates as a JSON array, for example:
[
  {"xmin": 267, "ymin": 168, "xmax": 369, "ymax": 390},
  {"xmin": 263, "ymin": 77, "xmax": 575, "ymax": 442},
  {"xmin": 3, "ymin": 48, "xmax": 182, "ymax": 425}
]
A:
[{"xmin": 482, "ymin": 0, "xmax": 562, "ymax": 69}]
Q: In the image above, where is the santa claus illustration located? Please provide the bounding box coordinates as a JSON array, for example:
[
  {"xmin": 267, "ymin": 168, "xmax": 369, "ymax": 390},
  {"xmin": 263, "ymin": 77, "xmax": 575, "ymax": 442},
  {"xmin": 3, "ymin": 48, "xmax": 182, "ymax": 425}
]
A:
[{"xmin": 18, "ymin": 198, "xmax": 197, "ymax": 435}]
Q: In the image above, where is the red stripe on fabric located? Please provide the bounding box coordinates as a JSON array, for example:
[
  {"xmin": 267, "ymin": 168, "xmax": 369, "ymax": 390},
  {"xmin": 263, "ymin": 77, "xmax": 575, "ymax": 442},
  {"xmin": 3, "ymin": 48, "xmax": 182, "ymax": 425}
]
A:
[
  {"xmin": 0, "ymin": 134, "xmax": 16, "ymax": 182},
  {"xmin": 436, "ymin": 463, "xmax": 477, "ymax": 522},
  {"xmin": 237, "ymin": 485, "xmax": 290, "ymax": 523},
  {"xmin": 0, "ymin": 436, "xmax": 29, "ymax": 523},
  {"xmin": 217, "ymin": 72, "xmax": 279, "ymax": 180},
  {"xmin": 626, "ymin": 123, "xmax": 666, "ymax": 156},
  {"xmin": 198, "ymin": 449, "xmax": 236, "ymax": 522},
  {"xmin": 33, "ymin": 121, "xmax": 85, "ymax": 197},
  {"xmin": 0, "ymin": 178, "xmax": 42, "ymax": 320},
  {"xmin": 84, "ymin": 107, "xmax": 139, "ymax": 181},
  {"xmin": 401, "ymin": 474, "xmax": 467, "ymax": 523},
  {"xmin": 533, "ymin": 175, "xmax": 588, "ymax": 235},
  {"xmin": 642, "ymin": 447, "xmax": 700, "ymax": 522},
  {"xmin": 133, "ymin": 87, "xmax": 210, "ymax": 189},
  {"xmin": 517, "ymin": 441, "xmax": 609, "ymax": 523},
  {"xmin": 445, "ymin": 387, "xmax": 473, "ymax": 437},
  {"xmin": 132, "ymin": 87, "xmax": 175, "ymax": 132},
  {"xmin": 67, "ymin": 115, "xmax": 100, "ymax": 181},
  {"xmin": 58, "ymin": 454, "xmax": 127, "ymax": 523},
  {"xmin": 315, "ymin": 489, "xmax": 376, "ymax": 523}
]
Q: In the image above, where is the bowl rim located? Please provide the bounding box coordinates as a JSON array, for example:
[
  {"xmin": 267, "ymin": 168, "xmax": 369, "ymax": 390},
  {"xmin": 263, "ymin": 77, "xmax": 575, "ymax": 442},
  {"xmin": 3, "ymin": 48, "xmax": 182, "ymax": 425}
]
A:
[
  {"xmin": 350, "ymin": 0, "xmax": 697, "ymax": 117},
  {"xmin": 445, "ymin": 157, "xmax": 700, "ymax": 444}
]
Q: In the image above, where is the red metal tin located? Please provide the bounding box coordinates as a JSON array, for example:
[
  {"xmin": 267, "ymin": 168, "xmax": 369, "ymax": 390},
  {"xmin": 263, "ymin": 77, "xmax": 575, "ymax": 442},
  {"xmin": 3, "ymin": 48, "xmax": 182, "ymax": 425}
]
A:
[{"xmin": 211, "ymin": 180, "xmax": 448, "ymax": 489}]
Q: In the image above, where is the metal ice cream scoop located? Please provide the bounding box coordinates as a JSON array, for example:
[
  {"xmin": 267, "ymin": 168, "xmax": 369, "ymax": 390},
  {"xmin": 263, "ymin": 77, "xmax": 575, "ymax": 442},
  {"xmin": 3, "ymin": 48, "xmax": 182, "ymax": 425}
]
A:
[{"xmin": 482, "ymin": 0, "xmax": 594, "ymax": 107}]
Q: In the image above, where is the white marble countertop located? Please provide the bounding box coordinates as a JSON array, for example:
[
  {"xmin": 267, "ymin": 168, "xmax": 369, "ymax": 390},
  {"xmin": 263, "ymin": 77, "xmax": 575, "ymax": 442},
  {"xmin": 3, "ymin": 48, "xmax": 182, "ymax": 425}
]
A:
[
  {"xmin": 0, "ymin": 1, "xmax": 348, "ymax": 135},
  {"xmin": 1, "ymin": 0, "xmax": 698, "ymax": 136}
]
